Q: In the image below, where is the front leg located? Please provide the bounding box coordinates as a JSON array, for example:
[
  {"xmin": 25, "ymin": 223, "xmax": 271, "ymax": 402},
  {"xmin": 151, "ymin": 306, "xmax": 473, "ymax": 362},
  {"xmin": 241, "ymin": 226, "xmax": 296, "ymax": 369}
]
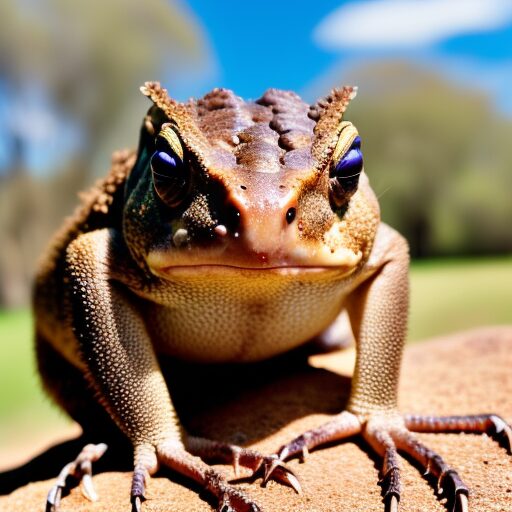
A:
[
  {"xmin": 346, "ymin": 228, "xmax": 510, "ymax": 511},
  {"xmin": 50, "ymin": 228, "xmax": 284, "ymax": 512},
  {"xmin": 271, "ymin": 225, "xmax": 511, "ymax": 511}
]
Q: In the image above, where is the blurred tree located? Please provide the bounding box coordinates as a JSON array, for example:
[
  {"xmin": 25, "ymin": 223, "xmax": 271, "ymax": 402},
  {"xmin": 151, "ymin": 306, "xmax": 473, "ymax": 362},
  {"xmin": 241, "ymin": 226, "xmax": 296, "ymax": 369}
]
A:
[
  {"xmin": 0, "ymin": 0, "xmax": 211, "ymax": 307},
  {"xmin": 342, "ymin": 61, "xmax": 512, "ymax": 257}
]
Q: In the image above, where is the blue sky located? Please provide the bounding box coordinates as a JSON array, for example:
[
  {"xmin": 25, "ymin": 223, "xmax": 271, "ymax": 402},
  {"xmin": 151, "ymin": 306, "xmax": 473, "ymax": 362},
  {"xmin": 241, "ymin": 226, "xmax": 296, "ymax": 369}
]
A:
[
  {"xmin": 184, "ymin": 0, "xmax": 512, "ymax": 112},
  {"xmin": 2, "ymin": 0, "xmax": 512, "ymax": 175},
  {"xmin": 181, "ymin": 0, "xmax": 343, "ymax": 97}
]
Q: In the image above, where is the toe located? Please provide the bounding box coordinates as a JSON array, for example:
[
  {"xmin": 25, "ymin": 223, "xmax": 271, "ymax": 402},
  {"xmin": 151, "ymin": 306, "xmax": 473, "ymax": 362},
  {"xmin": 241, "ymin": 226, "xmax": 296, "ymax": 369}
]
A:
[
  {"xmin": 130, "ymin": 466, "xmax": 148, "ymax": 511},
  {"xmin": 392, "ymin": 428, "xmax": 470, "ymax": 507},
  {"xmin": 46, "ymin": 443, "xmax": 107, "ymax": 512},
  {"xmin": 261, "ymin": 457, "xmax": 302, "ymax": 494},
  {"xmin": 185, "ymin": 435, "xmax": 301, "ymax": 493},
  {"xmin": 489, "ymin": 415, "xmax": 512, "ymax": 454},
  {"xmin": 157, "ymin": 442, "xmax": 262, "ymax": 512},
  {"xmin": 218, "ymin": 493, "xmax": 261, "ymax": 512},
  {"xmin": 277, "ymin": 411, "xmax": 361, "ymax": 462},
  {"xmin": 405, "ymin": 413, "xmax": 512, "ymax": 454},
  {"xmin": 363, "ymin": 414, "xmax": 475, "ymax": 510},
  {"xmin": 366, "ymin": 431, "xmax": 402, "ymax": 510}
]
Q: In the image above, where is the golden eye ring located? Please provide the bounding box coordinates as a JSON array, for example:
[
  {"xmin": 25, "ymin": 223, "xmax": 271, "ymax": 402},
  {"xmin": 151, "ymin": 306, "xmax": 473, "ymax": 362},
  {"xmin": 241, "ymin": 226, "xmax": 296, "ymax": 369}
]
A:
[{"xmin": 157, "ymin": 124, "xmax": 184, "ymax": 160}]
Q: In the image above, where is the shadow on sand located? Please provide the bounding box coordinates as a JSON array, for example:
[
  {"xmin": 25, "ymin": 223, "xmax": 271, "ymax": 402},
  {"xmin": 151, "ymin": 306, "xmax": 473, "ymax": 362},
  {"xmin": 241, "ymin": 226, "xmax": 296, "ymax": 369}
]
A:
[{"xmin": 0, "ymin": 347, "xmax": 351, "ymax": 496}]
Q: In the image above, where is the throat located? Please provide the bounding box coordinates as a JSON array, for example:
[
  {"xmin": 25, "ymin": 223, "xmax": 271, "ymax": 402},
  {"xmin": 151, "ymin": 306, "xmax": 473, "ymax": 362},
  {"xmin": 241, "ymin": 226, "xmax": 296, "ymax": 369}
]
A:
[{"xmin": 142, "ymin": 272, "xmax": 353, "ymax": 363}]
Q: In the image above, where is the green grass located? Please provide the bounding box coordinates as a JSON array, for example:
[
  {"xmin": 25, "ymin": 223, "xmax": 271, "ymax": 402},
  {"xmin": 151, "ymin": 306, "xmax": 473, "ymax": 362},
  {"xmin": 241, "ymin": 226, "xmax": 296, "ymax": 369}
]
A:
[
  {"xmin": 0, "ymin": 257, "xmax": 510, "ymax": 453},
  {"xmin": 0, "ymin": 309, "xmax": 69, "ymax": 448},
  {"xmin": 0, "ymin": 310, "xmax": 55, "ymax": 416},
  {"xmin": 408, "ymin": 256, "xmax": 512, "ymax": 341},
  {"xmin": 0, "ymin": 309, "xmax": 35, "ymax": 415}
]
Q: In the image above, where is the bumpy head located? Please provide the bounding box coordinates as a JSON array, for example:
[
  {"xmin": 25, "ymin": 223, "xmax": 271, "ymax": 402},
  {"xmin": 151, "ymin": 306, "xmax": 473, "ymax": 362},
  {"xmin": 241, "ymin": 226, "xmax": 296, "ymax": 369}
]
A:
[{"xmin": 123, "ymin": 82, "xmax": 379, "ymax": 278}]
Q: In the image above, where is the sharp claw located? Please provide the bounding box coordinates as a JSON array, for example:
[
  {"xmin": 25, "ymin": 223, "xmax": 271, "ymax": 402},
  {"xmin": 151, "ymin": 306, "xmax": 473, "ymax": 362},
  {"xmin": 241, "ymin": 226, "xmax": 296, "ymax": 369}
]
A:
[
  {"xmin": 45, "ymin": 443, "xmax": 108, "ymax": 512},
  {"xmin": 278, "ymin": 445, "xmax": 290, "ymax": 461},
  {"xmin": 232, "ymin": 450, "xmax": 241, "ymax": 478},
  {"xmin": 131, "ymin": 495, "xmax": 143, "ymax": 512},
  {"xmin": 301, "ymin": 445, "xmax": 309, "ymax": 462},
  {"xmin": 262, "ymin": 457, "xmax": 281, "ymax": 485},
  {"xmin": 46, "ymin": 486, "xmax": 62, "ymax": 512},
  {"xmin": 453, "ymin": 492, "xmax": 469, "ymax": 512},
  {"xmin": 81, "ymin": 473, "xmax": 98, "ymax": 501},
  {"xmin": 437, "ymin": 469, "xmax": 448, "ymax": 495},
  {"xmin": 56, "ymin": 462, "xmax": 75, "ymax": 487},
  {"xmin": 218, "ymin": 500, "xmax": 234, "ymax": 512},
  {"xmin": 261, "ymin": 457, "xmax": 302, "ymax": 494},
  {"xmin": 219, "ymin": 504, "xmax": 259, "ymax": 512},
  {"xmin": 384, "ymin": 494, "xmax": 399, "ymax": 512},
  {"xmin": 281, "ymin": 470, "xmax": 302, "ymax": 495},
  {"xmin": 95, "ymin": 442, "xmax": 108, "ymax": 457},
  {"xmin": 490, "ymin": 415, "xmax": 512, "ymax": 454}
]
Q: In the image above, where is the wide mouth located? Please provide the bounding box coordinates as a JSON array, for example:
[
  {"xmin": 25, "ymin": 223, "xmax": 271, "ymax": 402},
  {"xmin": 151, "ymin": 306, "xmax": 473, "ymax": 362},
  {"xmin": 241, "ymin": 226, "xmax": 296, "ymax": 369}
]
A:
[
  {"xmin": 151, "ymin": 263, "xmax": 356, "ymax": 279},
  {"xmin": 147, "ymin": 244, "xmax": 362, "ymax": 277}
]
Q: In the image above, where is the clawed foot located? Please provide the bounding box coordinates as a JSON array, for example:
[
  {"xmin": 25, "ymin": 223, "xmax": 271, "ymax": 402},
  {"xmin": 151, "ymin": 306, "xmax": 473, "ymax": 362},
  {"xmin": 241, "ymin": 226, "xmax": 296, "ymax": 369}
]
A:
[
  {"xmin": 47, "ymin": 434, "xmax": 299, "ymax": 512},
  {"xmin": 131, "ymin": 437, "xmax": 273, "ymax": 512},
  {"xmin": 186, "ymin": 435, "xmax": 301, "ymax": 493},
  {"xmin": 46, "ymin": 442, "xmax": 107, "ymax": 511},
  {"xmin": 46, "ymin": 413, "xmax": 510, "ymax": 511},
  {"xmin": 266, "ymin": 411, "xmax": 511, "ymax": 511},
  {"xmin": 366, "ymin": 416, "xmax": 470, "ymax": 512},
  {"xmin": 129, "ymin": 435, "xmax": 305, "ymax": 512}
]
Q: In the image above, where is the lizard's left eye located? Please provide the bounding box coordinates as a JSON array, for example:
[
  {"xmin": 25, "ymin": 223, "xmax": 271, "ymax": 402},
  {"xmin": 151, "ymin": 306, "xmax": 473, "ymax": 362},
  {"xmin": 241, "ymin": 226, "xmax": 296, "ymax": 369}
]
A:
[
  {"xmin": 151, "ymin": 125, "xmax": 190, "ymax": 208},
  {"xmin": 151, "ymin": 149, "xmax": 189, "ymax": 208},
  {"xmin": 329, "ymin": 136, "xmax": 362, "ymax": 208}
]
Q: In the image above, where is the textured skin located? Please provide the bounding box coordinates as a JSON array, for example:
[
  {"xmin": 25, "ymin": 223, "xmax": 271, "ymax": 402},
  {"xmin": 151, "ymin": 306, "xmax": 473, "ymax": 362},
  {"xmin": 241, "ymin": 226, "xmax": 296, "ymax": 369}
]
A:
[
  {"xmin": 34, "ymin": 83, "xmax": 507, "ymax": 511},
  {"xmin": 32, "ymin": 82, "xmax": 405, "ymax": 504}
]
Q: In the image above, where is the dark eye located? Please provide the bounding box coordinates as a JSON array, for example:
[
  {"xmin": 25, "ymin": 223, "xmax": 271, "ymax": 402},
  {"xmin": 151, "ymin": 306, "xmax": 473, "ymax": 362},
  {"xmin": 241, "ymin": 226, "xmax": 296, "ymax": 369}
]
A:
[
  {"xmin": 329, "ymin": 136, "xmax": 363, "ymax": 208},
  {"xmin": 151, "ymin": 149, "xmax": 189, "ymax": 207}
]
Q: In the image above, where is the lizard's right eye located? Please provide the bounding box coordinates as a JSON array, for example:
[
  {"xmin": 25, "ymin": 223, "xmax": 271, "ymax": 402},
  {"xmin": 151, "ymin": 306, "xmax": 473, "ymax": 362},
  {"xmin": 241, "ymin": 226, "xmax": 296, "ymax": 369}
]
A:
[
  {"xmin": 151, "ymin": 149, "xmax": 189, "ymax": 208},
  {"xmin": 329, "ymin": 136, "xmax": 362, "ymax": 208},
  {"xmin": 151, "ymin": 126, "xmax": 189, "ymax": 208}
]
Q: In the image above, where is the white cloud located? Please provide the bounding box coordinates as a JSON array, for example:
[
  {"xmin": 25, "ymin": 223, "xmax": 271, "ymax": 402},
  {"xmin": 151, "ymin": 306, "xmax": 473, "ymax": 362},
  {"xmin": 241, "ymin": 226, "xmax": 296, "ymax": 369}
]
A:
[{"xmin": 314, "ymin": 0, "xmax": 512, "ymax": 49}]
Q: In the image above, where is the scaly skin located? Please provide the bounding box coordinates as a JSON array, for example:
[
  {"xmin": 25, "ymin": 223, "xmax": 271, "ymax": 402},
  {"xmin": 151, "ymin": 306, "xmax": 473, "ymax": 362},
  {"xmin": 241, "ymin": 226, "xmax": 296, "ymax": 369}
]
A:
[{"xmin": 34, "ymin": 82, "xmax": 511, "ymax": 512}]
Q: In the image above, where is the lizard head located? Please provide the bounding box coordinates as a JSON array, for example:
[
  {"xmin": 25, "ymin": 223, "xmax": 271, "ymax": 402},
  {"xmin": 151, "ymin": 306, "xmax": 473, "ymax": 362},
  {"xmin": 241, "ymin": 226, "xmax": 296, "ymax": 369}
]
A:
[{"xmin": 123, "ymin": 82, "xmax": 379, "ymax": 279}]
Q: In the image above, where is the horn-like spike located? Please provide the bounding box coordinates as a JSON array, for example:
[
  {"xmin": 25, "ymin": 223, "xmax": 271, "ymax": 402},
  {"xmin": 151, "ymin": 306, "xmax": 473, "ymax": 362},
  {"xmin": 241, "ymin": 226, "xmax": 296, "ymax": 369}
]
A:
[{"xmin": 310, "ymin": 86, "xmax": 358, "ymax": 167}]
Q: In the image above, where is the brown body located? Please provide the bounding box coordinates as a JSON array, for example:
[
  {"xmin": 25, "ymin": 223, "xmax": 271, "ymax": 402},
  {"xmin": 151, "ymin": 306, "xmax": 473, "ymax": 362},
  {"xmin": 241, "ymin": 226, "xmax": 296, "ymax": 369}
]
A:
[{"xmin": 35, "ymin": 83, "xmax": 510, "ymax": 512}]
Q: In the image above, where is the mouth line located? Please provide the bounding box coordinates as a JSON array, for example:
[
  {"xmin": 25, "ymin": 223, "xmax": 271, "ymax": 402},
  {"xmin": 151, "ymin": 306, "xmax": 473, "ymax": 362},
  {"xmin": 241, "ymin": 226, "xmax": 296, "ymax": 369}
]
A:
[
  {"xmin": 152, "ymin": 263, "xmax": 355, "ymax": 276},
  {"xmin": 163, "ymin": 263, "xmax": 347, "ymax": 269}
]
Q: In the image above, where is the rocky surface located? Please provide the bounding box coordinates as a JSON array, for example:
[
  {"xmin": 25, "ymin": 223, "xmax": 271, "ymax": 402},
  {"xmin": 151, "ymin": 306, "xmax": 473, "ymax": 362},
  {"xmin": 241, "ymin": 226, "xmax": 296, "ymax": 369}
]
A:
[{"xmin": 1, "ymin": 326, "xmax": 511, "ymax": 511}]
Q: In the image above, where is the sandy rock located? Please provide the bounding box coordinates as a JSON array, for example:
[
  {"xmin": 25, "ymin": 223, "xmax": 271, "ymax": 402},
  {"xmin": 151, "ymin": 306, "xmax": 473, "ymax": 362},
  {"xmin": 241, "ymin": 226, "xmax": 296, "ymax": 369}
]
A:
[{"xmin": 1, "ymin": 326, "xmax": 511, "ymax": 511}]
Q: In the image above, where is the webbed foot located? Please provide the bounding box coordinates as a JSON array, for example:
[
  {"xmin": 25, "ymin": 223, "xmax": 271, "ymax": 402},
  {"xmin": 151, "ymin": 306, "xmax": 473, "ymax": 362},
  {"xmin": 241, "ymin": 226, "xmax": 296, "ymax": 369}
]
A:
[
  {"xmin": 267, "ymin": 411, "xmax": 511, "ymax": 511},
  {"xmin": 46, "ymin": 442, "xmax": 107, "ymax": 512}
]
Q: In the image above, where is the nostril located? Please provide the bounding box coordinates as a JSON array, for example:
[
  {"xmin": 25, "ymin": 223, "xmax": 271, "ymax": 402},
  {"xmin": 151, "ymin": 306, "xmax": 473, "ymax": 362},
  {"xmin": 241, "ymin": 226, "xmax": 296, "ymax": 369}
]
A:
[
  {"xmin": 286, "ymin": 207, "xmax": 296, "ymax": 224},
  {"xmin": 225, "ymin": 205, "xmax": 241, "ymax": 232}
]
